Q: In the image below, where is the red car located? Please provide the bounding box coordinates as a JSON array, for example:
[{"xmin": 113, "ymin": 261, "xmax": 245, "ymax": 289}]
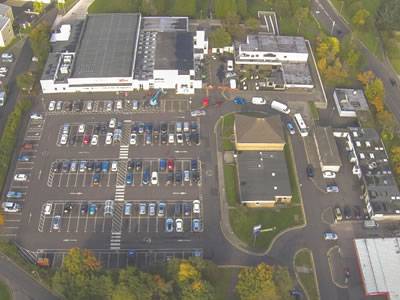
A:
[
  {"xmin": 167, "ymin": 159, "xmax": 174, "ymax": 171},
  {"xmin": 83, "ymin": 134, "xmax": 90, "ymax": 145}
]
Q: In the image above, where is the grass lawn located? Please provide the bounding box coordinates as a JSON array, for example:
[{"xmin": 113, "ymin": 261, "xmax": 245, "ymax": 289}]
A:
[
  {"xmin": 0, "ymin": 280, "xmax": 11, "ymax": 300},
  {"xmin": 279, "ymin": 15, "xmax": 324, "ymax": 42},
  {"xmin": 221, "ymin": 114, "xmax": 235, "ymax": 151},
  {"xmin": 224, "ymin": 164, "xmax": 239, "ymax": 207},
  {"xmin": 294, "ymin": 249, "xmax": 319, "ymax": 300},
  {"xmin": 284, "ymin": 142, "xmax": 301, "ymax": 204},
  {"xmin": 229, "ymin": 206, "xmax": 303, "ymax": 251},
  {"xmin": 88, "ymin": 0, "xmax": 137, "ymax": 13}
]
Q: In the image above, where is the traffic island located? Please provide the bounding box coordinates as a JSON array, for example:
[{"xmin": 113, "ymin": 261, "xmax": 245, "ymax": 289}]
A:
[
  {"xmin": 327, "ymin": 246, "xmax": 350, "ymax": 289},
  {"xmin": 219, "ymin": 113, "xmax": 305, "ymax": 252},
  {"xmin": 294, "ymin": 248, "xmax": 320, "ymax": 300}
]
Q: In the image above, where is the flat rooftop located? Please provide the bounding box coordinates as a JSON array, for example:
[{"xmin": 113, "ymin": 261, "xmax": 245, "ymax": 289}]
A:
[
  {"xmin": 314, "ymin": 127, "xmax": 342, "ymax": 167},
  {"xmin": 355, "ymin": 238, "xmax": 400, "ymax": 300},
  {"xmin": 237, "ymin": 151, "xmax": 291, "ymax": 203},
  {"xmin": 334, "ymin": 88, "xmax": 370, "ymax": 112},
  {"xmin": 283, "ymin": 63, "xmax": 313, "ymax": 86},
  {"xmin": 142, "ymin": 16, "xmax": 188, "ymax": 32},
  {"xmin": 71, "ymin": 13, "xmax": 140, "ymax": 78},
  {"xmin": 241, "ymin": 35, "xmax": 307, "ymax": 53},
  {"xmin": 154, "ymin": 32, "xmax": 194, "ymax": 71}
]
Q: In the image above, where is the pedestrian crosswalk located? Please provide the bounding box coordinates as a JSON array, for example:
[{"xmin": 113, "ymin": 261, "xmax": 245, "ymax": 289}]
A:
[
  {"xmin": 115, "ymin": 185, "xmax": 125, "ymax": 201},
  {"xmin": 110, "ymin": 232, "xmax": 121, "ymax": 250},
  {"xmin": 119, "ymin": 145, "xmax": 129, "ymax": 159}
]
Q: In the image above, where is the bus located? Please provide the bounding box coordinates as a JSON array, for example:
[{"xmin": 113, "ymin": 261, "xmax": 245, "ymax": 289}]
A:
[{"xmin": 293, "ymin": 113, "xmax": 308, "ymax": 137}]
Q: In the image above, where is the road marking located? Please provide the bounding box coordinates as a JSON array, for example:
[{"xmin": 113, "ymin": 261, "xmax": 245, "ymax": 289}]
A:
[{"xmin": 63, "ymin": 239, "xmax": 77, "ymax": 242}]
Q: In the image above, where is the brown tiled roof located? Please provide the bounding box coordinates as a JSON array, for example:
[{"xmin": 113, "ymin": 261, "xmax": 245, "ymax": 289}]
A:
[{"xmin": 235, "ymin": 114, "xmax": 284, "ymax": 144}]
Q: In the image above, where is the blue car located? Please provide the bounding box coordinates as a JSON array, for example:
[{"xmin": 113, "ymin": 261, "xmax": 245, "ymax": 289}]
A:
[
  {"xmin": 101, "ymin": 161, "xmax": 109, "ymax": 173},
  {"xmin": 142, "ymin": 169, "xmax": 150, "ymax": 185},
  {"xmin": 93, "ymin": 173, "xmax": 101, "ymax": 185},
  {"xmin": 165, "ymin": 218, "xmax": 174, "ymax": 232},
  {"xmin": 88, "ymin": 203, "xmax": 97, "ymax": 215},
  {"xmin": 17, "ymin": 155, "xmax": 31, "ymax": 162},
  {"xmin": 233, "ymin": 97, "xmax": 247, "ymax": 105},
  {"xmin": 286, "ymin": 122, "xmax": 296, "ymax": 135},
  {"xmin": 126, "ymin": 173, "xmax": 133, "ymax": 185},
  {"xmin": 159, "ymin": 159, "xmax": 166, "ymax": 172},
  {"xmin": 6, "ymin": 191, "xmax": 23, "ymax": 199}
]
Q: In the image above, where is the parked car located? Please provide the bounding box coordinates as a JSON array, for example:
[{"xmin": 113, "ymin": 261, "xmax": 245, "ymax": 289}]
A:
[
  {"xmin": 91, "ymin": 134, "xmax": 99, "ymax": 145},
  {"xmin": 323, "ymin": 231, "xmax": 338, "ymax": 240},
  {"xmin": 17, "ymin": 155, "xmax": 31, "ymax": 162},
  {"xmin": 159, "ymin": 159, "xmax": 166, "ymax": 171},
  {"xmin": 2, "ymin": 202, "xmax": 21, "ymax": 213},
  {"xmin": 142, "ymin": 169, "xmax": 150, "ymax": 185},
  {"xmin": 124, "ymin": 203, "xmax": 132, "ymax": 216},
  {"xmin": 286, "ymin": 122, "xmax": 295, "ymax": 135},
  {"xmin": 6, "ymin": 191, "xmax": 23, "ymax": 199},
  {"xmin": 60, "ymin": 134, "xmax": 68, "ymax": 145},
  {"xmin": 158, "ymin": 202, "xmax": 166, "ymax": 217},
  {"xmin": 139, "ymin": 203, "xmax": 146, "ymax": 215},
  {"xmin": 148, "ymin": 203, "xmax": 156, "ymax": 216},
  {"xmin": 78, "ymin": 124, "xmax": 85, "ymax": 133},
  {"xmin": 165, "ymin": 218, "xmax": 174, "ymax": 232},
  {"xmin": 89, "ymin": 203, "xmax": 97, "ymax": 215},
  {"xmin": 105, "ymin": 132, "xmax": 113, "ymax": 145},
  {"xmin": 80, "ymin": 204, "xmax": 88, "ymax": 215},
  {"xmin": 192, "ymin": 219, "xmax": 201, "ymax": 232},
  {"xmin": 343, "ymin": 205, "xmax": 352, "ymax": 219},
  {"xmin": 151, "ymin": 172, "xmax": 158, "ymax": 185},
  {"xmin": 191, "ymin": 110, "xmax": 206, "ymax": 117},
  {"xmin": 192, "ymin": 200, "xmax": 200, "ymax": 214},
  {"xmin": 52, "ymin": 215, "xmax": 61, "ymax": 230},
  {"xmin": 63, "ymin": 202, "xmax": 73, "ymax": 214},
  {"xmin": 44, "ymin": 203, "xmax": 52, "ymax": 215},
  {"xmin": 334, "ymin": 206, "xmax": 343, "ymax": 221},
  {"xmin": 175, "ymin": 219, "xmax": 183, "ymax": 232},
  {"xmin": 48, "ymin": 101, "xmax": 56, "ymax": 111},
  {"xmin": 109, "ymin": 118, "xmax": 116, "ymax": 128},
  {"xmin": 126, "ymin": 173, "xmax": 133, "ymax": 185},
  {"xmin": 326, "ymin": 184, "xmax": 339, "ymax": 193},
  {"xmin": 130, "ymin": 133, "xmax": 137, "ymax": 145},
  {"xmin": 14, "ymin": 173, "xmax": 28, "ymax": 181},
  {"xmin": 30, "ymin": 113, "xmax": 43, "ymax": 120},
  {"xmin": 168, "ymin": 133, "xmax": 175, "ymax": 144},
  {"xmin": 233, "ymin": 97, "xmax": 247, "ymax": 105},
  {"xmin": 323, "ymin": 171, "xmax": 336, "ymax": 179}
]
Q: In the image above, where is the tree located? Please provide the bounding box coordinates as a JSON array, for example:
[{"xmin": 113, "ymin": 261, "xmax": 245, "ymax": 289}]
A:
[
  {"xmin": 236, "ymin": 0, "xmax": 248, "ymax": 19},
  {"xmin": 351, "ymin": 9, "xmax": 370, "ymax": 28},
  {"xmin": 214, "ymin": 0, "xmax": 237, "ymax": 19},
  {"xmin": 223, "ymin": 13, "xmax": 245, "ymax": 40},
  {"xmin": 236, "ymin": 263, "xmax": 280, "ymax": 300},
  {"xmin": 316, "ymin": 36, "xmax": 340, "ymax": 63},
  {"xmin": 272, "ymin": 266, "xmax": 293, "ymax": 297},
  {"xmin": 16, "ymin": 72, "xmax": 35, "ymax": 92},
  {"xmin": 377, "ymin": 110, "xmax": 396, "ymax": 132},
  {"xmin": 365, "ymin": 78, "xmax": 385, "ymax": 101},
  {"xmin": 244, "ymin": 17, "xmax": 260, "ymax": 32},
  {"xmin": 357, "ymin": 71, "xmax": 375, "ymax": 86},
  {"xmin": 113, "ymin": 267, "xmax": 156, "ymax": 300},
  {"xmin": 33, "ymin": 1, "xmax": 45, "ymax": 14},
  {"xmin": 29, "ymin": 21, "xmax": 51, "ymax": 64},
  {"xmin": 294, "ymin": 7, "xmax": 309, "ymax": 33},
  {"xmin": 376, "ymin": 0, "xmax": 400, "ymax": 31},
  {"xmin": 208, "ymin": 27, "xmax": 232, "ymax": 48}
]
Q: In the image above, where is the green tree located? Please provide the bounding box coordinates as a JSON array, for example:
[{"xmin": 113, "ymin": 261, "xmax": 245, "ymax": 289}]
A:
[
  {"xmin": 113, "ymin": 267, "xmax": 156, "ymax": 300},
  {"xmin": 208, "ymin": 27, "xmax": 232, "ymax": 48},
  {"xmin": 29, "ymin": 21, "xmax": 51, "ymax": 65},
  {"xmin": 352, "ymin": 8, "xmax": 370, "ymax": 28},
  {"xmin": 236, "ymin": 263, "xmax": 280, "ymax": 300},
  {"xmin": 170, "ymin": 0, "xmax": 196, "ymax": 17},
  {"xmin": 16, "ymin": 72, "xmax": 35, "ymax": 92},
  {"xmin": 272, "ymin": 266, "xmax": 293, "ymax": 298},
  {"xmin": 376, "ymin": 0, "xmax": 400, "ymax": 30},
  {"xmin": 33, "ymin": 1, "xmax": 45, "ymax": 14},
  {"xmin": 214, "ymin": 0, "xmax": 237, "ymax": 19},
  {"xmin": 245, "ymin": 17, "xmax": 260, "ymax": 32},
  {"xmin": 223, "ymin": 13, "xmax": 245, "ymax": 40}
]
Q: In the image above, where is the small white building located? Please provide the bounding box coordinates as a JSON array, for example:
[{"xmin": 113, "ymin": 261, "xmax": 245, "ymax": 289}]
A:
[
  {"xmin": 355, "ymin": 238, "xmax": 400, "ymax": 299},
  {"xmin": 0, "ymin": 4, "xmax": 14, "ymax": 47},
  {"xmin": 333, "ymin": 88, "xmax": 370, "ymax": 117},
  {"xmin": 50, "ymin": 24, "xmax": 71, "ymax": 42},
  {"xmin": 235, "ymin": 35, "xmax": 308, "ymax": 65}
]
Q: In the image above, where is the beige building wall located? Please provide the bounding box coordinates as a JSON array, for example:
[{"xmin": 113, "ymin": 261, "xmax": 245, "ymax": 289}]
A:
[
  {"xmin": 0, "ymin": 19, "xmax": 14, "ymax": 47},
  {"xmin": 235, "ymin": 142, "xmax": 285, "ymax": 151},
  {"xmin": 244, "ymin": 196, "xmax": 292, "ymax": 208}
]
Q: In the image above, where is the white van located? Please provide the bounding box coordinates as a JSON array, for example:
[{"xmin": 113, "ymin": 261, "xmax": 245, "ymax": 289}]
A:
[
  {"xmin": 251, "ymin": 97, "xmax": 266, "ymax": 105},
  {"xmin": 229, "ymin": 79, "xmax": 237, "ymax": 89},
  {"xmin": 270, "ymin": 100, "xmax": 290, "ymax": 114}
]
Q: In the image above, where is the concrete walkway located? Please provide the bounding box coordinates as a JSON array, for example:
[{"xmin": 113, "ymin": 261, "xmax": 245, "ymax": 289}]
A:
[{"xmin": 52, "ymin": 0, "xmax": 95, "ymax": 29}]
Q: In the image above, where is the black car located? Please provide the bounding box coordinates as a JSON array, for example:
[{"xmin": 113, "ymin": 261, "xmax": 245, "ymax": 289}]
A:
[
  {"xmin": 192, "ymin": 171, "xmax": 200, "ymax": 183},
  {"xmin": 191, "ymin": 160, "xmax": 198, "ymax": 171},
  {"xmin": 166, "ymin": 171, "xmax": 174, "ymax": 184},
  {"xmin": 128, "ymin": 160, "xmax": 135, "ymax": 170},
  {"xmin": 174, "ymin": 203, "xmax": 181, "ymax": 216},
  {"xmin": 175, "ymin": 171, "xmax": 182, "ymax": 183},
  {"xmin": 353, "ymin": 206, "xmax": 362, "ymax": 219},
  {"xmin": 390, "ymin": 78, "xmax": 397, "ymax": 86},
  {"xmin": 161, "ymin": 133, "xmax": 168, "ymax": 144},
  {"xmin": 62, "ymin": 161, "xmax": 70, "ymax": 172},
  {"xmin": 183, "ymin": 203, "xmax": 191, "ymax": 216},
  {"xmin": 73, "ymin": 101, "xmax": 82, "ymax": 112},
  {"xmin": 191, "ymin": 122, "xmax": 198, "ymax": 133},
  {"xmin": 63, "ymin": 101, "xmax": 72, "ymax": 111},
  {"xmin": 95, "ymin": 161, "xmax": 102, "ymax": 173},
  {"xmin": 86, "ymin": 161, "xmax": 94, "ymax": 171},
  {"xmin": 64, "ymin": 202, "xmax": 73, "ymax": 214},
  {"xmin": 184, "ymin": 133, "xmax": 191, "ymax": 145},
  {"xmin": 80, "ymin": 204, "xmax": 88, "ymax": 215},
  {"xmin": 343, "ymin": 206, "xmax": 352, "ymax": 220},
  {"xmin": 153, "ymin": 124, "xmax": 160, "ymax": 134},
  {"xmin": 161, "ymin": 123, "xmax": 168, "ymax": 134},
  {"xmin": 306, "ymin": 164, "xmax": 314, "ymax": 178},
  {"xmin": 53, "ymin": 162, "xmax": 62, "ymax": 172},
  {"xmin": 135, "ymin": 160, "xmax": 142, "ymax": 172},
  {"xmin": 76, "ymin": 135, "xmax": 83, "ymax": 144},
  {"xmin": 191, "ymin": 133, "xmax": 200, "ymax": 145}
]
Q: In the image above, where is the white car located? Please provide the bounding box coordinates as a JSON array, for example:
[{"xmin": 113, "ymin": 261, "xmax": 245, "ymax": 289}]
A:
[
  {"xmin": 91, "ymin": 134, "xmax": 98, "ymax": 145},
  {"xmin": 111, "ymin": 161, "xmax": 118, "ymax": 172},
  {"xmin": 105, "ymin": 132, "xmax": 113, "ymax": 145},
  {"xmin": 130, "ymin": 133, "xmax": 137, "ymax": 145},
  {"xmin": 109, "ymin": 118, "xmax": 116, "ymax": 128},
  {"xmin": 116, "ymin": 100, "xmax": 123, "ymax": 110},
  {"xmin": 168, "ymin": 133, "xmax": 175, "ymax": 144},
  {"xmin": 192, "ymin": 200, "xmax": 200, "ymax": 214},
  {"xmin": 0, "ymin": 67, "xmax": 8, "ymax": 73},
  {"xmin": 48, "ymin": 101, "xmax": 56, "ymax": 111},
  {"xmin": 78, "ymin": 124, "xmax": 85, "ymax": 133},
  {"xmin": 60, "ymin": 134, "xmax": 68, "ymax": 145},
  {"xmin": 175, "ymin": 218, "xmax": 183, "ymax": 232},
  {"xmin": 176, "ymin": 133, "xmax": 183, "ymax": 144},
  {"xmin": 191, "ymin": 110, "xmax": 206, "ymax": 117},
  {"xmin": 44, "ymin": 203, "xmax": 52, "ymax": 215},
  {"xmin": 251, "ymin": 97, "xmax": 266, "ymax": 105},
  {"xmin": 132, "ymin": 100, "xmax": 139, "ymax": 110},
  {"xmin": 86, "ymin": 101, "xmax": 93, "ymax": 111},
  {"xmin": 30, "ymin": 113, "xmax": 43, "ymax": 120},
  {"xmin": 2, "ymin": 202, "xmax": 21, "ymax": 213},
  {"xmin": 14, "ymin": 173, "xmax": 28, "ymax": 181},
  {"xmin": 151, "ymin": 171, "xmax": 158, "ymax": 185},
  {"xmin": 323, "ymin": 231, "xmax": 338, "ymax": 240},
  {"xmin": 323, "ymin": 171, "xmax": 336, "ymax": 179}
]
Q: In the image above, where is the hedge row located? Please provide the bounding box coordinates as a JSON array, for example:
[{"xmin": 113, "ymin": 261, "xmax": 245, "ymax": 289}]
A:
[{"xmin": 0, "ymin": 99, "xmax": 31, "ymax": 193}]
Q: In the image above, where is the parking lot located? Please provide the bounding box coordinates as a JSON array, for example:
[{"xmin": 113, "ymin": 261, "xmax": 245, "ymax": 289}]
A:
[{"xmin": 5, "ymin": 98, "xmax": 207, "ymax": 254}]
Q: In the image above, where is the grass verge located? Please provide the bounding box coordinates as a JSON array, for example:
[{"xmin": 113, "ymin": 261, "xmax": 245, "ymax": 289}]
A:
[
  {"xmin": 228, "ymin": 206, "xmax": 303, "ymax": 251},
  {"xmin": 294, "ymin": 249, "xmax": 320, "ymax": 300},
  {"xmin": 0, "ymin": 280, "xmax": 11, "ymax": 300},
  {"xmin": 284, "ymin": 140, "xmax": 301, "ymax": 204},
  {"xmin": 208, "ymin": 267, "xmax": 240, "ymax": 300},
  {"xmin": 224, "ymin": 164, "xmax": 239, "ymax": 207},
  {"xmin": 0, "ymin": 99, "xmax": 31, "ymax": 192},
  {"xmin": 88, "ymin": 0, "xmax": 137, "ymax": 13},
  {"xmin": 222, "ymin": 114, "xmax": 235, "ymax": 151}
]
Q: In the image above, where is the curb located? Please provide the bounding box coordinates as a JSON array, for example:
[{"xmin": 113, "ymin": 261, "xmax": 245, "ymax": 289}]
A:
[
  {"xmin": 293, "ymin": 248, "xmax": 321, "ymax": 300},
  {"xmin": 326, "ymin": 246, "xmax": 349, "ymax": 289}
]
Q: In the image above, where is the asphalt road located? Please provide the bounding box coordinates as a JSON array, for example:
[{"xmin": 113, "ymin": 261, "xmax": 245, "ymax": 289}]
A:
[
  {"xmin": 0, "ymin": 254, "xmax": 58, "ymax": 300},
  {"xmin": 312, "ymin": 0, "xmax": 400, "ymax": 119}
]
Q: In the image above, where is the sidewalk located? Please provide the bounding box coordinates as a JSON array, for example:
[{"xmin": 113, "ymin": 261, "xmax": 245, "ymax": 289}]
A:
[{"xmin": 52, "ymin": 0, "xmax": 95, "ymax": 29}]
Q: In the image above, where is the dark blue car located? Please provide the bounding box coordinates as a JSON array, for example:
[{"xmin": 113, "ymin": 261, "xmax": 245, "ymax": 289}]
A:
[
  {"xmin": 233, "ymin": 97, "xmax": 247, "ymax": 105},
  {"xmin": 142, "ymin": 169, "xmax": 150, "ymax": 185}
]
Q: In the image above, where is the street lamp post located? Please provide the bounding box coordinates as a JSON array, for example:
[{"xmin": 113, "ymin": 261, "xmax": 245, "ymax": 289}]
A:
[{"xmin": 330, "ymin": 20, "xmax": 336, "ymax": 35}]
